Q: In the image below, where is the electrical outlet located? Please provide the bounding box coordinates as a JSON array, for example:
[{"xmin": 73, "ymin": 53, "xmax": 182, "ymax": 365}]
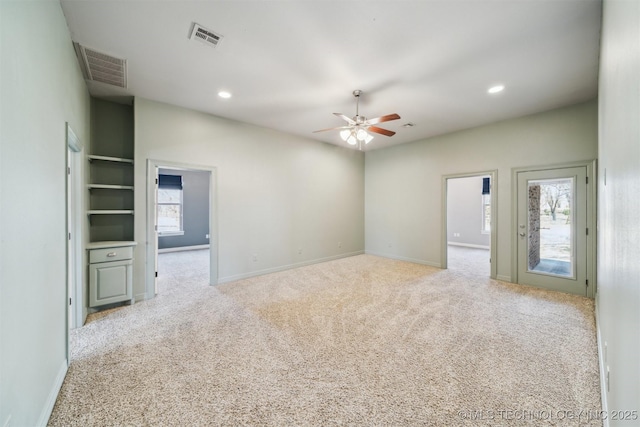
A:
[
  {"xmin": 298, "ymin": 248, "xmax": 302, "ymax": 255},
  {"xmin": 338, "ymin": 241, "xmax": 342, "ymax": 248},
  {"xmin": 252, "ymin": 254, "xmax": 257, "ymax": 262},
  {"xmin": 388, "ymin": 242, "xmax": 392, "ymax": 248}
]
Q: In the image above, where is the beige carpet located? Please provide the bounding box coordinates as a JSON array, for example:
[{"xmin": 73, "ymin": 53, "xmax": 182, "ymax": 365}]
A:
[{"xmin": 49, "ymin": 251, "xmax": 602, "ymax": 426}]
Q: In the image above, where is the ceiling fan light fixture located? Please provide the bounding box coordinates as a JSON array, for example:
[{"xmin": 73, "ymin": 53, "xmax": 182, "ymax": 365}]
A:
[
  {"xmin": 346, "ymin": 133, "xmax": 358, "ymax": 145},
  {"xmin": 357, "ymin": 129, "xmax": 373, "ymax": 144},
  {"xmin": 341, "ymin": 128, "xmax": 373, "ymax": 146},
  {"xmin": 313, "ymin": 90, "xmax": 399, "ymax": 148}
]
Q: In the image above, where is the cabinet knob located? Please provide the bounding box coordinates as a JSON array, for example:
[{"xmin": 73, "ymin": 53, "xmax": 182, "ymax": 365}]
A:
[{"xmin": 107, "ymin": 252, "xmax": 117, "ymax": 257}]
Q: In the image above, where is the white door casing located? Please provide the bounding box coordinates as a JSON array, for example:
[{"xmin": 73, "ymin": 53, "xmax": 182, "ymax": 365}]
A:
[
  {"xmin": 146, "ymin": 159, "xmax": 218, "ymax": 300},
  {"xmin": 66, "ymin": 123, "xmax": 84, "ymax": 362},
  {"xmin": 441, "ymin": 170, "xmax": 498, "ymax": 279}
]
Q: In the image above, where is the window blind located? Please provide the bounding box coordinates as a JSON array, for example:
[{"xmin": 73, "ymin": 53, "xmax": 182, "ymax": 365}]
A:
[
  {"xmin": 482, "ymin": 177, "xmax": 490, "ymax": 195},
  {"xmin": 158, "ymin": 174, "xmax": 183, "ymax": 189}
]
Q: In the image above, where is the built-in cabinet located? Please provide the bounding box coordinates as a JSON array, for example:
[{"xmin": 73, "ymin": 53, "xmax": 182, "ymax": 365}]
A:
[
  {"xmin": 87, "ymin": 98, "xmax": 136, "ymax": 308},
  {"xmin": 87, "ymin": 241, "xmax": 136, "ymax": 307}
]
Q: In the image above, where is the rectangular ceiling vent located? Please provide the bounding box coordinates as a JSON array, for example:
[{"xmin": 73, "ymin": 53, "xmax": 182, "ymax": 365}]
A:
[
  {"xmin": 73, "ymin": 43, "xmax": 127, "ymax": 88},
  {"xmin": 190, "ymin": 23, "xmax": 223, "ymax": 48}
]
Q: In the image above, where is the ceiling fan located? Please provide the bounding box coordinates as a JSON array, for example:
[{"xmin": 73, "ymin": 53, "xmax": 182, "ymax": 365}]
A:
[{"xmin": 313, "ymin": 90, "xmax": 400, "ymax": 148}]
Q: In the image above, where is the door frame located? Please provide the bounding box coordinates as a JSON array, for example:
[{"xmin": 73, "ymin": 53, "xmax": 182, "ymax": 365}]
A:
[
  {"xmin": 441, "ymin": 170, "xmax": 498, "ymax": 279},
  {"xmin": 510, "ymin": 160, "xmax": 597, "ymax": 297},
  {"xmin": 146, "ymin": 159, "xmax": 218, "ymax": 299},
  {"xmin": 65, "ymin": 123, "xmax": 84, "ymax": 362}
]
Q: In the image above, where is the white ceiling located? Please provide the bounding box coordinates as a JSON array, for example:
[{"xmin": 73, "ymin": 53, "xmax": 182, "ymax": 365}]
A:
[{"xmin": 60, "ymin": 0, "xmax": 602, "ymax": 151}]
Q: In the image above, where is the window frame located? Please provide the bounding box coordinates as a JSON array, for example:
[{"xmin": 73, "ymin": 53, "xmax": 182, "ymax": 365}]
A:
[
  {"xmin": 481, "ymin": 193, "xmax": 491, "ymax": 234},
  {"xmin": 157, "ymin": 179, "xmax": 184, "ymax": 237}
]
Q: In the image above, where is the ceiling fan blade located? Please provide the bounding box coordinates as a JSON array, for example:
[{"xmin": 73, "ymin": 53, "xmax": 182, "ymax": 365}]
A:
[
  {"xmin": 312, "ymin": 125, "xmax": 352, "ymax": 133},
  {"xmin": 366, "ymin": 113, "xmax": 401, "ymax": 126},
  {"xmin": 368, "ymin": 126, "xmax": 396, "ymax": 137},
  {"xmin": 333, "ymin": 113, "xmax": 356, "ymax": 125}
]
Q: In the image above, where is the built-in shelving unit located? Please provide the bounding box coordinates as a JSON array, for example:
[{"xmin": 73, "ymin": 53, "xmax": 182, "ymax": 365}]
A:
[
  {"xmin": 87, "ymin": 97, "xmax": 135, "ymax": 243},
  {"xmin": 86, "ymin": 97, "xmax": 136, "ymax": 310}
]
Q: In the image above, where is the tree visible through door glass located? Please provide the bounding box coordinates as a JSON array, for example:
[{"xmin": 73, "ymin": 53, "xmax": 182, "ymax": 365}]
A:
[{"xmin": 527, "ymin": 178, "xmax": 574, "ymax": 278}]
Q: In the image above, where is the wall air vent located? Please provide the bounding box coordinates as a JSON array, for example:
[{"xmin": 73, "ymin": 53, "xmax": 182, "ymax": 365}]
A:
[
  {"xmin": 73, "ymin": 43, "xmax": 127, "ymax": 88},
  {"xmin": 190, "ymin": 23, "xmax": 223, "ymax": 48}
]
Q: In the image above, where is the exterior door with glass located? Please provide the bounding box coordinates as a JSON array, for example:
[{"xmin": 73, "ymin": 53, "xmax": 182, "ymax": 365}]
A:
[{"xmin": 516, "ymin": 166, "xmax": 588, "ymax": 296}]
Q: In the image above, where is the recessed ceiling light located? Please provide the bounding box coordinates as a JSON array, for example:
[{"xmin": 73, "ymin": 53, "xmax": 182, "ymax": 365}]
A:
[
  {"xmin": 488, "ymin": 85, "xmax": 505, "ymax": 94},
  {"xmin": 218, "ymin": 91, "xmax": 232, "ymax": 99}
]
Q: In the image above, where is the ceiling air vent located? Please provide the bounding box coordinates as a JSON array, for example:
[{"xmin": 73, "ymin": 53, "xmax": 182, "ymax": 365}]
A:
[
  {"xmin": 73, "ymin": 43, "xmax": 127, "ymax": 88},
  {"xmin": 190, "ymin": 23, "xmax": 223, "ymax": 48}
]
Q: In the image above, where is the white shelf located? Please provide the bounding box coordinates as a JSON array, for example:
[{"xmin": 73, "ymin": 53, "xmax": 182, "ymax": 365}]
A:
[
  {"xmin": 88, "ymin": 184, "xmax": 134, "ymax": 190},
  {"xmin": 86, "ymin": 241, "xmax": 137, "ymax": 250},
  {"xmin": 87, "ymin": 210, "xmax": 134, "ymax": 215},
  {"xmin": 87, "ymin": 154, "xmax": 134, "ymax": 164}
]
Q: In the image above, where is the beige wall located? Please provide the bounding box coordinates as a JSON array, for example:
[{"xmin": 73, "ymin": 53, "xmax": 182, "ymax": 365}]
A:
[
  {"xmin": 365, "ymin": 100, "xmax": 597, "ymax": 280},
  {"xmin": 0, "ymin": 2, "xmax": 91, "ymax": 426},
  {"xmin": 134, "ymin": 98, "xmax": 364, "ymax": 298},
  {"xmin": 597, "ymin": 0, "xmax": 640, "ymax": 419}
]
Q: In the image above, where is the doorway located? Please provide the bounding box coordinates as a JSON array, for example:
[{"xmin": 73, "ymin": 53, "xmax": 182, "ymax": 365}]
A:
[
  {"xmin": 146, "ymin": 160, "xmax": 218, "ymax": 299},
  {"xmin": 513, "ymin": 163, "xmax": 595, "ymax": 297},
  {"xmin": 66, "ymin": 123, "xmax": 84, "ymax": 361},
  {"xmin": 442, "ymin": 171, "xmax": 497, "ymax": 279}
]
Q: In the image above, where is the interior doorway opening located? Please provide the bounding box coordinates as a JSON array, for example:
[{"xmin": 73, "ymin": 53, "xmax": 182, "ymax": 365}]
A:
[
  {"xmin": 156, "ymin": 168, "xmax": 211, "ymax": 294},
  {"xmin": 66, "ymin": 123, "xmax": 84, "ymax": 363},
  {"xmin": 147, "ymin": 160, "xmax": 218, "ymax": 299},
  {"xmin": 442, "ymin": 171, "xmax": 497, "ymax": 279}
]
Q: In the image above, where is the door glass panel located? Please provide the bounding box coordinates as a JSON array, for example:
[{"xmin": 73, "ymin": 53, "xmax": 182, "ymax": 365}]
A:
[{"xmin": 527, "ymin": 177, "xmax": 574, "ymax": 278}]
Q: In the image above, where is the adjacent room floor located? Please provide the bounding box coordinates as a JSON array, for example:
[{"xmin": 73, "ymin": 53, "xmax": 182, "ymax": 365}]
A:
[
  {"xmin": 50, "ymin": 251, "xmax": 601, "ymax": 426},
  {"xmin": 447, "ymin": 245, "xmax": 490, "ymax": 277}
]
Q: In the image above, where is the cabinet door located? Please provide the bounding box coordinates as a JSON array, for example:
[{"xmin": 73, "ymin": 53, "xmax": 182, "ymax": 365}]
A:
[{"xmin": 89, "ymin": 260, "xmax": 132, "ymax": 307}]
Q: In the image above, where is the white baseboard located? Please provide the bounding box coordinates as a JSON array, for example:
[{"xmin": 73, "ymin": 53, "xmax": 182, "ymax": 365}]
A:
[
  {"xmin": 158, "ymin": 244, "xmax": 209, "ymax": 254},
  {"xmin": 218, "ymin": 251, "xmax": 365, "ymax": 284},
  {"xmin": 595, "ymin": 294, "xmax": 610, "ymax": 427},
  {"xmin": 447, "ymin": 242, "xmax": 490, "ymax": 250},
  {"xmin": 364, "ymin": 250, "xmax": 441, "ymax": 268},
  {"xmin": 38, "ymin": 359, "xmax": 68, "ymax": 426}
]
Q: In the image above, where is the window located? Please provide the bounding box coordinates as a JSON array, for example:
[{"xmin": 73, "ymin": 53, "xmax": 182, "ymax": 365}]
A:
[
  {"xmin": 482, "ymin": 177, "xmax": 491, "ymax": 233},
  {"xmin": 482, "ymin": 194, "xmax": 491, "ymax": 233},
  {"xmin": 158, "ymin": 174, "xmax": 183, "ymax": 235}
]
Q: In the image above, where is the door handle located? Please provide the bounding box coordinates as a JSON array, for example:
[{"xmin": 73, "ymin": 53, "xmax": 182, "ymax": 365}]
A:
[{"xmin": 519, "ymin": 232, "xmax": 526, "ymax": 237}]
